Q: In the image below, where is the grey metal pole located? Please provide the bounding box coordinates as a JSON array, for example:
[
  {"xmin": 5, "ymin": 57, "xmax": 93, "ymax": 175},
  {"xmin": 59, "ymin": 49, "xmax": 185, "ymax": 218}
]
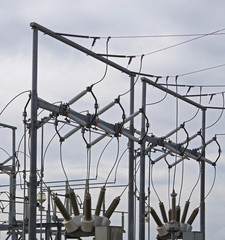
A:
[
  {"xmin": 200, "ymin": 109, "xmax": 206, "ymax": 240},
  {"xmin": 46, "ymin": 187, "xmax": 51, "ymax": 240},
  {"xmin": 29, "ymin": 26, "xmax": 38, "ymax": 240},
  {"xmin": 139, "ymin": 80, "xmax": 147, "ymax": 240},
  {"xmin": 40, "ymin": 125, "xmax": 44, "ymax": 240},
  {"xmin": 128, "ymin": 75, "xmax": 135, "ymax": 240},
  {"xmin": 9, "ymin": 128, "xmax": 16, "ymax": 240},
  {"xmin": 23, "ymin": 114, "xmax": 27, "ymax": 240}
]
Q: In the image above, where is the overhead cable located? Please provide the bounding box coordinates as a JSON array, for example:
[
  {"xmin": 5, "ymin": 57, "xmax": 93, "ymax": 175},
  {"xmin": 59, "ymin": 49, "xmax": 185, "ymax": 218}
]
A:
[
  {"xmin": 119, "ymin": 54, "xmax": 144, "ymax": 98},
  {"xmin": 91, "ymin": 37, "xmax": 111, "ymax": 87},
  {"xmin": 205, "ymin": 93, "xmax": 224, "ymax": 129},
  {"xmin": 56, "ymin": 31, "xmax": 225, "ymax": 40},
  {"xmin": 0, "ymin": 90, "xmax": 31, "ymax": 116}
]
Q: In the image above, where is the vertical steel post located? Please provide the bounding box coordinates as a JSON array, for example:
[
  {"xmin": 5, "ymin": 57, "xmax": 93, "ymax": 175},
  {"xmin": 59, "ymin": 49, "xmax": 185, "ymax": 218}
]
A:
[
  {"xmin": 139, "ymin": 80, "xmax": 147, "ymax": 240},
  {"xmin": 29, "ymin": 26, "xmax": 38, "ymax": 240},
  {"xmin": 9, "ymin": 128, "xmax": 16, "ymax": 240},
  {"xmin": 200, "ymin": 109, "xmax": 206, "ymax": 240},
  {"xmin": 128, "ymin": 75, "xmax": 135, "ymax": 240},
  {"xmin": 46, "ymin": 187, "xmax": 51, "ymax": 240},
  {"xmin": 23, "ymin": 116, "xmax": 27, "ymax": 240}
]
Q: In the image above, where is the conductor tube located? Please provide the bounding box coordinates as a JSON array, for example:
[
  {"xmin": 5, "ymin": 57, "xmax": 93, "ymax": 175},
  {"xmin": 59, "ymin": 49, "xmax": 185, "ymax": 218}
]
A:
[
  {"xmin": 150, "ymin": 207, "xmax": 163, "ymax": 227},
  {"xmin": 69, "ymin": 190, "xmax": 80, "ymax": 216},
  {"xmin": 181, "ymin": 200, "xmax": 190, "ymax": 223},
  {"xmin": 104, "ymin": 197, "xmax": 120, "ymax": 219},
  {"xmin": 159, "ymin": 202, "xmax": 168, "ymax": 223},
  {"xmin": 187, "ymin": 208, "xmax": 199, "ymax": 225},
  {"xmin": 83, "ymin": 193, "xmax": 92, "ymax": 221},
  {"xmin": 53, "ymin": 195, "xmax": 71, "ymax": 221},
  {"xmin": 68, "ymin": 89, "xmax": 88, "ymax": 105},
  {"xmin": 95, "ymin": 186, "xmax": 106, "ymax": 216}
]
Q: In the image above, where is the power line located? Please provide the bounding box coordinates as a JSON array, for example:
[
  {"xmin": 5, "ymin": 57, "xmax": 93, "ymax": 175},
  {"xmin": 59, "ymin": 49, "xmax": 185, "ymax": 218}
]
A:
[{"xmin": 56, "ymin": 32, "xmax": 225, "ymax": 40}]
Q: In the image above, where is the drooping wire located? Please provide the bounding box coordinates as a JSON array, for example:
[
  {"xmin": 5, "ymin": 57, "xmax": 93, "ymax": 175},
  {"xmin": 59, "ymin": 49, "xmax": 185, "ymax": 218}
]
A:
[
  {"xmin": 54, "ymin": 117, "xmax": 64, "ymax": 142},
  {"xmin": 184, "ymin": 87, "xmax": 202, "ymax": 124},
  {"xmin": 146, "ymin": 76, "xmax": 169, "ymax": 106},
  {"xmin": 178, "ymin": 160, "xmax": 185, "ymax": 206},
  {"xmin": 116, "ymin": 97, "xmax": 126, "ymax": 135},
  {"xmin": 90, "ymin": 28, "xmax": 225, "ymax": 59},
  {"xmin": 59, "ymin": 142, "xmax": 70, "ymax": 187},
  {"xmin": 198, "ymin": 166, "xmax": 217, "ymax": 208},
  {"xmin": 168, "ymin": 168, "xmax": 171, "ymax": 209},
  {"xmin": 213, "ymin": 137, "xmax": 222, "ymax": 165},
  {"xmin": 43, "ymin": 123, "xmax": 66, "ymax": 161},
  {"xmin": 188, "ymin": 162, "xmax": 201, "ymax": 201},
  {"xmin": 0, "ymin": 147, "xmax": 10, "ymax": 157},
  {"xmin": 205, "ymin": 92, "xmax": 224, "ymax": 129},
  {"xmin": 118, "ymin": 54, "xmax": 144, "ymax": 98},
  {"xmin": 178, "ymin": 63, "xmax": 225, "ymax": 77},
  {"xmin": 85, "ymin": 130, "xmax": 92, "ymax": 194},
  {"xmin": 150, "ymin": 160, "xmax": 161, "ymax": 203},
  {"xmin": 114, "ymin": 146, "xmax": 128, "ymax": 182},
  {"xmin": 119, "ymin": 154, "xmax": 141, "ymax": 198},
  {"xmin": 91, "ymin": 37, "xmax": 111, "ymax": 87},
  {"xmin": 172, "ymin": 76, "xmax": 179, "ymax": 192},
  {"xmin": 146, "ymin": 28, "xmax": 225, "ymax": 57},
  {"xmin": 95, "ymin": 136, "xmax": 114, "ymax": 178},
  {"xmin": 56, "ymin": 31, "xmax": 225, "ymax": 40},
  {"xmin": 104, "ymin": 137, "xmax": 120, "ymax": 186},
  {"xmin": 0, "ymin": 90, "xmax": 31, "ymax": 116},
  {"xmin": 86, "ymin": 87, "xmax": 98, "ymax": 126}
]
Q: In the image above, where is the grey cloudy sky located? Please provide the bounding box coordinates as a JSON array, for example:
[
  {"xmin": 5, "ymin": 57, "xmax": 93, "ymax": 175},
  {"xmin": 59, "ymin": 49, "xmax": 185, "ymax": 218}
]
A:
[{"xmin": 0, "ymin": 1, "xmax": 225, "ymax": 239}]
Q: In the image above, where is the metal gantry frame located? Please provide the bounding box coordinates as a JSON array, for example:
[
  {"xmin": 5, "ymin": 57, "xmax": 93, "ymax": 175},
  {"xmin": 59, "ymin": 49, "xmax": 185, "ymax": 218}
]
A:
[
  {"xmin": 141, "ymin": 77, "xmax": 207, "ymax": 240},
  {"xmin": 29, "ymin": 22, "xmax": 137, "ymax": 240},
  {"xmin": 0, "ymin": 22, "xmax": 217, "ymax": 240},
  {"xmin": 0, "ymin": 123, "xmax": 17, "ymax": 240},
  {"xmin": 29, "ymin": 22, "xmax": 210, "ymax": 240}
]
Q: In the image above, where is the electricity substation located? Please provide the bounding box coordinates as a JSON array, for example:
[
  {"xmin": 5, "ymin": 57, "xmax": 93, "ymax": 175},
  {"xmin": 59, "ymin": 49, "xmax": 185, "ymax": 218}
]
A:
[{"xmin": 0, "ymin": 23, "xmax": 223, "ymax": 240}]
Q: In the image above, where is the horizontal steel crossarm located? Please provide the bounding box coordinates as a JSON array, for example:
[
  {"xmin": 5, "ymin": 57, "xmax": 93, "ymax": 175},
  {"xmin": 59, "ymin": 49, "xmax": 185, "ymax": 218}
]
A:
[
  {"xmin": 38, "ymin": 98, "xmax": 62, "ymax": 115},
  {"xmin": 30, "ymin": 22, "xmax": 135, "ymax": 77},
  {"xmin": 122, "ymin": 128, "xmax": 139, "ymax": 142},
  {"xmin": 1, "ymin": 155, "xmax": 15, "ymax": 165},
  {"xmin": 95, "ymin": 118, "xmax": 116, "ymax": 135},
  {"xmin": 0, "ymin": 123, "xmax": 17, "ymax": 130},
  {"xmin": 38, "ymin": 98, "xmax": 212, "ymax": 164},
  {"xmin": 135, "ymin": 129, "xmax": 160, "ymax": 146},
  {"xmin": 66, "ymin": 110, "xmax": 88, "ymax": 126},
  {"xmin": 0, "ymin": 165, "xmax": 13, "ymax": 172},
  {"xmin": 38, "ymin": 98, "xmax": 89, "ymax": 126},
  {"xmin": 163, "ymin": 141, "xmax": 213, "ymax": 165},
  {"xmin": 142, "ymin": 77, "xmax": 206, "ymax": 110}
]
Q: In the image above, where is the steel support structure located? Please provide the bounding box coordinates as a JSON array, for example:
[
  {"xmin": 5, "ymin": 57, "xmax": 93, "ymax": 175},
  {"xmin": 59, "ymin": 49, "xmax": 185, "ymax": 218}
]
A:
[
  {"xmin": 139, "ymin": 80, "xmax": 147, "ymax": 240},
  {"xmin": 142, "ymin": 77, "xmax": 207, "ymax": 239},
  {"xmin": 29, "ymin": 26, "xmax": 38, "ymax": 240},
  {"xmin": 9, "ymin": 128, "xmax": 16, "ymax": 240},
  {"xmin": 200, "ymin": 109, "xmax": 206, "ymax": 240},
  {"xmin": 26, "ymin": 23, "xmax": 213, "ymax": 240},
  {"xmin": 29, "ymin": 22, "xmax": 136, "ymax": 240},
  {"xmin": 0, "ymin": 123, "xmax": 17, "ymax": 240},
  {"xmin": 128, "ymin": 75, "xmax": 135, "ymax": 240}
]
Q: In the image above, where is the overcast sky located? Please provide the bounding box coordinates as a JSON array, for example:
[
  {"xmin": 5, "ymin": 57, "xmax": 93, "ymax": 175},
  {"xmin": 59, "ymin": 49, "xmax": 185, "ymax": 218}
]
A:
[{"xmin": 0, "ymin": 1, "xmax": 225, "ymax": 239}]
